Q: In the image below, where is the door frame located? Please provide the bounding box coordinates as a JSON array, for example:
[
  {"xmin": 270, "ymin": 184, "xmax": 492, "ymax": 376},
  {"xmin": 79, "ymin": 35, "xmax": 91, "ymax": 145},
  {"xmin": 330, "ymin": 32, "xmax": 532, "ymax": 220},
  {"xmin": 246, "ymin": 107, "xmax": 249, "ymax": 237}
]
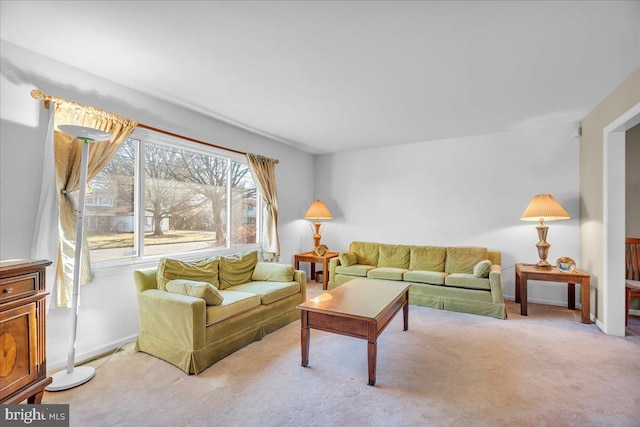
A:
[{"xmin": 602, "ymin": 102, "xmax": 640, "ymax": 336}]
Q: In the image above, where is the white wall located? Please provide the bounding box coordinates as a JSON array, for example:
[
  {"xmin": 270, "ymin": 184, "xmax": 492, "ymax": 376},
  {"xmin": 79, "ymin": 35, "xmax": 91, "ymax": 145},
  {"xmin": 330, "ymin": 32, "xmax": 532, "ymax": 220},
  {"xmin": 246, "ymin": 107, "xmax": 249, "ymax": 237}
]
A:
[
  {"xmin": 0, "ymin": 41, "xmax": 314, "ymax": 369},
  {"xmin": 627, "ymin": 124, "xmax": 640, "ymax": 238},
  {"xmin": 316, "ymin": 124, "xmax": 581, "ymax": 305}
]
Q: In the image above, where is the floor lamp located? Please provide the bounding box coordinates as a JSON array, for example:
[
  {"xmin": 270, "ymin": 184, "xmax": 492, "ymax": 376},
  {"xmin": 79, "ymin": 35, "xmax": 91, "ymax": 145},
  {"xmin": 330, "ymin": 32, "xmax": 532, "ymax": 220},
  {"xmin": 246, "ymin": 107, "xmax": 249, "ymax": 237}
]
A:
[{"xmin": 46, "ymin": 125, "xmax": 113, "ymax": 391}]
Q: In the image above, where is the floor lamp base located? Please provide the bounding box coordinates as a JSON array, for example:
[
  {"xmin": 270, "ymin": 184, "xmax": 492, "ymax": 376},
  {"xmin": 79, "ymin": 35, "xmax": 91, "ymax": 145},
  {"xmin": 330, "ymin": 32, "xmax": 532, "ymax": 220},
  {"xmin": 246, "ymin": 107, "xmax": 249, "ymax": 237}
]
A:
[{"xmin": 45, "ymin": 366, "xmax": 95, "ymax": 392}]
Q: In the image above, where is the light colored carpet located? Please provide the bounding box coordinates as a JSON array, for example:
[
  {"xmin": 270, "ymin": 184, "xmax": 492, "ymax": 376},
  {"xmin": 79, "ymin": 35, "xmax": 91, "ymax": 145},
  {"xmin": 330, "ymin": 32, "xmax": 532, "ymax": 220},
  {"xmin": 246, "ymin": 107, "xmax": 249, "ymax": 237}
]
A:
[{"xmin": 44, "ymin": 281, "xmax": 640, "ymax": 426}]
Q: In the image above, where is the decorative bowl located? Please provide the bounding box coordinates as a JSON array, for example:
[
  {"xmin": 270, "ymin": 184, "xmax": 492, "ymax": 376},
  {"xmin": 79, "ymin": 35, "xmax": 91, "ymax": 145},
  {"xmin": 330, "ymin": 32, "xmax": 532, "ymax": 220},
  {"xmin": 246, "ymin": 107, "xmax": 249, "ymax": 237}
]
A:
[
  {"xmin": 556, "ymin": 257, "xmax": 576, "ymax": 273},
  {"xmin": 313, "ymin": 245, "xmax": 328, "ymax": 256}
]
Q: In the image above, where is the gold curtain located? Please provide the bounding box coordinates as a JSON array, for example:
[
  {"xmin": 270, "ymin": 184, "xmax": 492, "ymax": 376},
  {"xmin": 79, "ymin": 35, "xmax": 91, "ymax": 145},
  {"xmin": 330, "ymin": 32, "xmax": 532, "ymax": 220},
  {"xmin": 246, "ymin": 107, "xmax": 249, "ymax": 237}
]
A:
[
  {"xmin": 51, "ymin": 98, "xmax": 137, "ymax": 306},
  {"xmin": 245, "ymin": 153, "xmax": 280, "ymax": 262}
]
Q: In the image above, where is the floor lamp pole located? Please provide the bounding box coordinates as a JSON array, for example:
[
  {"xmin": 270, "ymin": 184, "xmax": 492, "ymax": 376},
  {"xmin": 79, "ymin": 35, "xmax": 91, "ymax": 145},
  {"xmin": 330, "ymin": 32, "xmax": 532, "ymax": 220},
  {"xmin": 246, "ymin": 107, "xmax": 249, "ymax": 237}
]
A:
[
  {"xmin": 47, "ymin": 125, "xmax": 111, "ymax": 391},
  {"xmin": 67, "ymin": 139, "xmax": 93, "ymax": 374}
]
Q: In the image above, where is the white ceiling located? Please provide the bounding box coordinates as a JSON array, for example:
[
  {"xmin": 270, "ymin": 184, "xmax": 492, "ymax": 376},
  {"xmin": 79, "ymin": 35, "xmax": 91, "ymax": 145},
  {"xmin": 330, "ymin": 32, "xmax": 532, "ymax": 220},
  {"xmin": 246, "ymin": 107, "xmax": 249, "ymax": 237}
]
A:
[{"xmin": 1, "ymin": 1, "xmax": 639, "ymax": 154}]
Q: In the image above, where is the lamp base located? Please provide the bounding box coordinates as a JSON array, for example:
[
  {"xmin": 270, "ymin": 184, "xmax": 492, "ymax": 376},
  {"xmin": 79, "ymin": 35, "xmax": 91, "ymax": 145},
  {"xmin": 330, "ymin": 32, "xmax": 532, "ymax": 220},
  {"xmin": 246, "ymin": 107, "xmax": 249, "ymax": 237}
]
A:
[
  {"xmin": 534, "ymin": 223, "xmax": 552, "ymax": 268},
  {"xmin": 45, "ymin": 366, "xmax": 95, "ymax": 392},
  {"xmin": 535, "ymin": 259, "xmax": 553, "ymax": 268}
]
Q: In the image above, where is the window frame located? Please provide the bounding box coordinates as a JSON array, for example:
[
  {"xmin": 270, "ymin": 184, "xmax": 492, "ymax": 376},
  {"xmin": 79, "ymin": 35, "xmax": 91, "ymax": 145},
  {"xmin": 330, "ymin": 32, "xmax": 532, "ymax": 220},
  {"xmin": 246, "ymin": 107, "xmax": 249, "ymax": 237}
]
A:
[{"xmin": 91, "ymin": 127, "xmax": 261, "ymax": 271}]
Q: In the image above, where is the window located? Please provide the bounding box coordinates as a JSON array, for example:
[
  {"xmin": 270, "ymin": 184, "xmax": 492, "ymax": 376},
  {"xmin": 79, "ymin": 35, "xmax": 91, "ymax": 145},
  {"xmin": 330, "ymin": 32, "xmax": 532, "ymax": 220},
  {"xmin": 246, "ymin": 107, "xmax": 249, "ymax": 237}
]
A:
[{"xmin": 80, "ymin": 128, "xmax": 259, "ymax": 264}]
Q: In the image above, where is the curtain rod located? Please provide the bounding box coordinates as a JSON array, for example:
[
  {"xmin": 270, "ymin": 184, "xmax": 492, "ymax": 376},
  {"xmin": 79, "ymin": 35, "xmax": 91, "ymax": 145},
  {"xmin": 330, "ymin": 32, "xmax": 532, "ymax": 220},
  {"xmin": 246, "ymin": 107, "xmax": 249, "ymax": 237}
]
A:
[
  {"xmin": 31, "ymin": 89, "xmax": 279, "ymax": 164},
  {"xmin": 137, "ymin": 123, "xmax": 248, "ymax": 157}
]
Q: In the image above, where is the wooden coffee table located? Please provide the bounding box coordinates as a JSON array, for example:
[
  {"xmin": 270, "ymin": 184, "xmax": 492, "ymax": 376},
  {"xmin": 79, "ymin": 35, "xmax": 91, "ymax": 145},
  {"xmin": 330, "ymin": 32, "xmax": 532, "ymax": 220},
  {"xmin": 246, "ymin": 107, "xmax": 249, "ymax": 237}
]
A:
[{"xmin": 297, "ymin": 278, "xmax": 409, "ymax": 386}]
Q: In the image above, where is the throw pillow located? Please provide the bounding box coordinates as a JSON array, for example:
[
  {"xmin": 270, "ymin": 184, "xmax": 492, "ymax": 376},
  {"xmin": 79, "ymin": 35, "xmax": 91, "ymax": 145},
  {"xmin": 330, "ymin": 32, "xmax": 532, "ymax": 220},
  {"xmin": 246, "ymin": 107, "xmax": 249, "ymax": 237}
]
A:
[
  {"xmin": 156, "ymin": 257, "xmax": 219, "ymax": 291},
  {"xmin": 218, "ymin": 250, "xmax": 258, "ymax": 289},
  {"xmin": 473, "ymin": 260, "xmax": 493, "ymax": 278},
  {"xmin": 339, "ymin": 252, "xmax": 357, "ymax": 267},
  {"xmin": 165, "ymin": 279, "xmax": 224, "ymax": 306},
  {"xmin": 251, "ymin": 262, "xmax": 295, "ymax": 282}
]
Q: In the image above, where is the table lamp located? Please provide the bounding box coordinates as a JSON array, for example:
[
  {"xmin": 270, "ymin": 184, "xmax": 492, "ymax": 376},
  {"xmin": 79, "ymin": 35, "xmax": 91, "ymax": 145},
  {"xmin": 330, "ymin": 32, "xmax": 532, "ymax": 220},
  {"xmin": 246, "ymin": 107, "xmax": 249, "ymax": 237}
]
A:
[
  {"xmin": 46, "ymin": 124, "xmax": 112, "ymax": 391},
  {"xmin": 520, "ymin": 194, "xmax": 570, "ymax": 267},
  {"xmin": 304, "ymin": 200, "xmax": 332, "ymax": 255}
]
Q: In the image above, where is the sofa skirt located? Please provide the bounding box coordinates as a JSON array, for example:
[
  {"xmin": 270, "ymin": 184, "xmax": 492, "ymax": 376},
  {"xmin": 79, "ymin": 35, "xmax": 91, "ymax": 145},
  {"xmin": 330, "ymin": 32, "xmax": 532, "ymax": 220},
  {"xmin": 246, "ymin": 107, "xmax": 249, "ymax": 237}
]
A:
[
  {"xmin": 409, "ymin": 292, "xmax": 506, "ymax": 319},
  {"xmin": 331, "ymin": 274, "xmax": 506, "ymax": 319},
  {"xmin": 136, "ymin": 306, "xmax": 299, "ymax": 374}
]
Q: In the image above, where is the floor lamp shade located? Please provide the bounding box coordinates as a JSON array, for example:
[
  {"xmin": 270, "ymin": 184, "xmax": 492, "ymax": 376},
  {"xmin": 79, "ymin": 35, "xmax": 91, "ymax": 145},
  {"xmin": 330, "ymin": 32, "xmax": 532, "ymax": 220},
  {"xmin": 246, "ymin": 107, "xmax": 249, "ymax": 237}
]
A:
[
  {"xmin": 520, "ymin": 194, "xmax": 570, "ymax": 267},
  {"xmin": 46, "ymin": 125, "xmax": 112, "ymax": 392}
]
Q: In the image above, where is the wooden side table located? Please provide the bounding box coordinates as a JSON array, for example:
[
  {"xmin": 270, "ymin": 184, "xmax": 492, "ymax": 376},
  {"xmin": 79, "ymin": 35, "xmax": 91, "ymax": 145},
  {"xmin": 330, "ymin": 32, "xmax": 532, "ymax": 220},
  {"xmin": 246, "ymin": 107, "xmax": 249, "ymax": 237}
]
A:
[
  {"xmin": 294, "ymin": 251, "xmax": 338, "ymax": 290},
  {"xmin": 515, "ymin": 263, "xmax": 591, "ymax": 324}
]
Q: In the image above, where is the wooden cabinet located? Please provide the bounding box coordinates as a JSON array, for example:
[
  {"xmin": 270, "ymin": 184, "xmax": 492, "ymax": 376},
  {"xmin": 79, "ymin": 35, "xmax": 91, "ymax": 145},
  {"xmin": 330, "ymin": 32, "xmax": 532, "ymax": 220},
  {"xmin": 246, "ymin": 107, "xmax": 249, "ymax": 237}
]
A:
[{"xmin": 1, "ymin": 259, "xmax": 52, "ymax": 403}]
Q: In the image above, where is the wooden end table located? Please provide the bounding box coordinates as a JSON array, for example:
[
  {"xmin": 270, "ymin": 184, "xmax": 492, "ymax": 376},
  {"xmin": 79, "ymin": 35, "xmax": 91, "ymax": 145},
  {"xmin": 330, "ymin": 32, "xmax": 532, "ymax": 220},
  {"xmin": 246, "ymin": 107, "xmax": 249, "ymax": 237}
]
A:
[
  {"xmin": 297, "ymin": 279, "xmax": 409, "ymax": 386},
  {"xmin": 515, "ymin": 263, "xmax": 591, "ymax": 324},
  {"xmin": 294, "ymin": 251, "xmax": 338, "ymax": 290}
]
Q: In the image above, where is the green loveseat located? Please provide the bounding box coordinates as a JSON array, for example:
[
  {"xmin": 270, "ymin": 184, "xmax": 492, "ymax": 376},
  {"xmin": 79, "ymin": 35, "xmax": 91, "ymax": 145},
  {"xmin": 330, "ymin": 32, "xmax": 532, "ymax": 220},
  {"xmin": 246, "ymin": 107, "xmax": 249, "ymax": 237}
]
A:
[
  {"xmin": 329, "ymin": 242, "xmax": 506, "ymax": 319},
  {"xmin": 133, "ymin": 250, "xmax": 306, "ymax": 374}
]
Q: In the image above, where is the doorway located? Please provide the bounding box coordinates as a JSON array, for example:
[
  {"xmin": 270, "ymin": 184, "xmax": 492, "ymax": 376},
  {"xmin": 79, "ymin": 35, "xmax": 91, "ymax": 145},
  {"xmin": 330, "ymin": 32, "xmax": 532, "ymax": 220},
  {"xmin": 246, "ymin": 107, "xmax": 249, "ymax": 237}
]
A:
[{"xmin": 603, "ymin": 102, "xmax": 640, "ymax": 336}]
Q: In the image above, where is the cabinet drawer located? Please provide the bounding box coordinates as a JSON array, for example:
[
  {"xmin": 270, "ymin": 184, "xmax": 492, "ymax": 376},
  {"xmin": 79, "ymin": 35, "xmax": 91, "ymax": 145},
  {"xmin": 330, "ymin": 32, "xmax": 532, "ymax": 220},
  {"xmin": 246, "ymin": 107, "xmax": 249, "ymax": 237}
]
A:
[{"xmin": 0, "ymin": 273, "xmax": 38, "ymax": 302}]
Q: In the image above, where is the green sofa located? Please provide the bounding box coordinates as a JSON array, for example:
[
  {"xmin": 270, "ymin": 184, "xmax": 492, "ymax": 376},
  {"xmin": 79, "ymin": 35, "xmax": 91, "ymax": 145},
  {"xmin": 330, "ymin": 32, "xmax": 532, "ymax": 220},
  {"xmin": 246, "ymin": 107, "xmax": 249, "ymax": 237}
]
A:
[
  {"xmin": 329, "ymin": 242, "xmax": 506, "ymax": 319},
  {"xmin": 133, "ymin": 250, "xmax": 306, "ymax": 374}
]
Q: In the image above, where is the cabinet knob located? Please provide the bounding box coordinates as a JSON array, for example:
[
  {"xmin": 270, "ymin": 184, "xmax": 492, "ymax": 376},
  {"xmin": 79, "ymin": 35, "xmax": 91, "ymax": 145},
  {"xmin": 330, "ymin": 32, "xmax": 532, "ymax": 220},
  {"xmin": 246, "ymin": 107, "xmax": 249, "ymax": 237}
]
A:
[{"xmin": 3, "ymin": 287, "xmax": 13, "ymax": 293}]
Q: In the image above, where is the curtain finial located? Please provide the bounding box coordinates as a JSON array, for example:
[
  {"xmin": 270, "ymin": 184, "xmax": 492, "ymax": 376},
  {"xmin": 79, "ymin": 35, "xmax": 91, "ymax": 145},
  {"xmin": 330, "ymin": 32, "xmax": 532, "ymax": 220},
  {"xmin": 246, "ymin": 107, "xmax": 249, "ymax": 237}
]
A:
[{"xmin": 31, "ymin": 89, "xmax": 52, "ymax": 109}]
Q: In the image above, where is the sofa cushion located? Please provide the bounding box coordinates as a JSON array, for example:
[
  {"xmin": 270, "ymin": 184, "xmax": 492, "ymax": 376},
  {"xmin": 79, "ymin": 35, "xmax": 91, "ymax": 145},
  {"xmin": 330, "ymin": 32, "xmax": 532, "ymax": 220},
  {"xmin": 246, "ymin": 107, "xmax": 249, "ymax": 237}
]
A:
[
  {"xmin": 219, "ymin": 250, "xmax": 258, "ymax": 289},
  {"xmin": 378, "ymin": 245, "xmax": 410, "ymax": 269},
  {"xmin": 156, "ymin": 257, "xmax": 220, "ymax": 291},
  {"xmin": 338, "ymin": 252, "xmax": 358, "ymax": 267},
  {"xmin": 335, "ymin": 264, "xmax": 376, "ymax": 277},
  {"xmin": 251, "ymin": 262, "xmax": 294, "ymax": 282},
  {"xmin": 445, "ymin": 273, "xmax": 491, "ymax": 290},
  {"xmin": 166, "ymin": 279, "xmax": 224, "ymax": 306},
  {"xmin": 367, "ymin": 267, "xmax": 407, "ymax": 281},
  {"xmin": 473, "ymin": 260, "xmax": 493, "ymax": 278},
  {"xmin": 349, "ymin": 241, "xmax": 380, "ymax": 266},
  {"xmin": 205, "ymin": 291, "xmax": 261, "ymax": 325},
  {"xmin": 410, "ymin": 246, "xmax": 446, "ymax": 272},
  {"xmin": 445, "ymin": 247, "xmax": 488, "ymax": 274},
  {"xmin": 403, "ymin": 270, "xmax": 447, "ymax": 285},
  {"xmin": 228, "ymin": 281, "xmax": 300, "ymax": 305}
]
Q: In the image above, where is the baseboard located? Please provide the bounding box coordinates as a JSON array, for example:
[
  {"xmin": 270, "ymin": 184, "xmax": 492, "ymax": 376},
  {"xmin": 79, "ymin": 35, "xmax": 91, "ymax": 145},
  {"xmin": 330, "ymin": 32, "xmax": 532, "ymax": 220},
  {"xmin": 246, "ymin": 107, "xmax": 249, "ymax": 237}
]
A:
[
  {"xmin": 47, "ymin": 334, "xmax": 138, "ymax": 373},
  {"xmin": 505, "ymin": 296, "xmax": 640, "ymax": 331},
  {"xmin": 594, "ymin": 315, "xmax": 604, "ymax": 331},
  {"xmin": 503, "ymin": 295, "xmax": 583, "ymax": 309}
]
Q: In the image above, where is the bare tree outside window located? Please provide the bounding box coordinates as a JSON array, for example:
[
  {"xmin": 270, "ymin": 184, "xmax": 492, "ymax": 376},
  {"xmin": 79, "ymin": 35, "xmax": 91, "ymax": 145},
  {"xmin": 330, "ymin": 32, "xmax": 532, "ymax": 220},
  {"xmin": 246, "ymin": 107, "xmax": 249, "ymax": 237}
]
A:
[
  {"xmin": 173, "ymin": 150, "xmax": 229, "ymax": 246},
  {"xmin": 230, "ymin": 162, "xmax": 257, "ymax": 245},
  {"xmin": 82, "ymin": 139, "xmax": 136, "ymax": 261}
]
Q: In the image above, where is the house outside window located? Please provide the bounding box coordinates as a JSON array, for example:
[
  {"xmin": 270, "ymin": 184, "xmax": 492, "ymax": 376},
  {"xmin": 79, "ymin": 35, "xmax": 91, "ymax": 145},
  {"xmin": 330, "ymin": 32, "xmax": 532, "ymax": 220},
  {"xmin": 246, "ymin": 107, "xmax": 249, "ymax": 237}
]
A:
[{"xmin": 76, "ymin": 128, "xmax": 260, "ymax": 265}]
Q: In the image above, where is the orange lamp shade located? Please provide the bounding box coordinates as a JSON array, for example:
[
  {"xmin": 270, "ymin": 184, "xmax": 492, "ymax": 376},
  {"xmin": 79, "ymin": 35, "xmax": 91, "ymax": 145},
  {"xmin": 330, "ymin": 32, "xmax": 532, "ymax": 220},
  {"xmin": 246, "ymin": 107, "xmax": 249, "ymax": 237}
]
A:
[
  {"xmin": 520, "ymin": 194, "xmax": 570, "ymax": 222},
  {"xmin": 304, "ymin": 200, "xmax": 333, "ymax": 221}
]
